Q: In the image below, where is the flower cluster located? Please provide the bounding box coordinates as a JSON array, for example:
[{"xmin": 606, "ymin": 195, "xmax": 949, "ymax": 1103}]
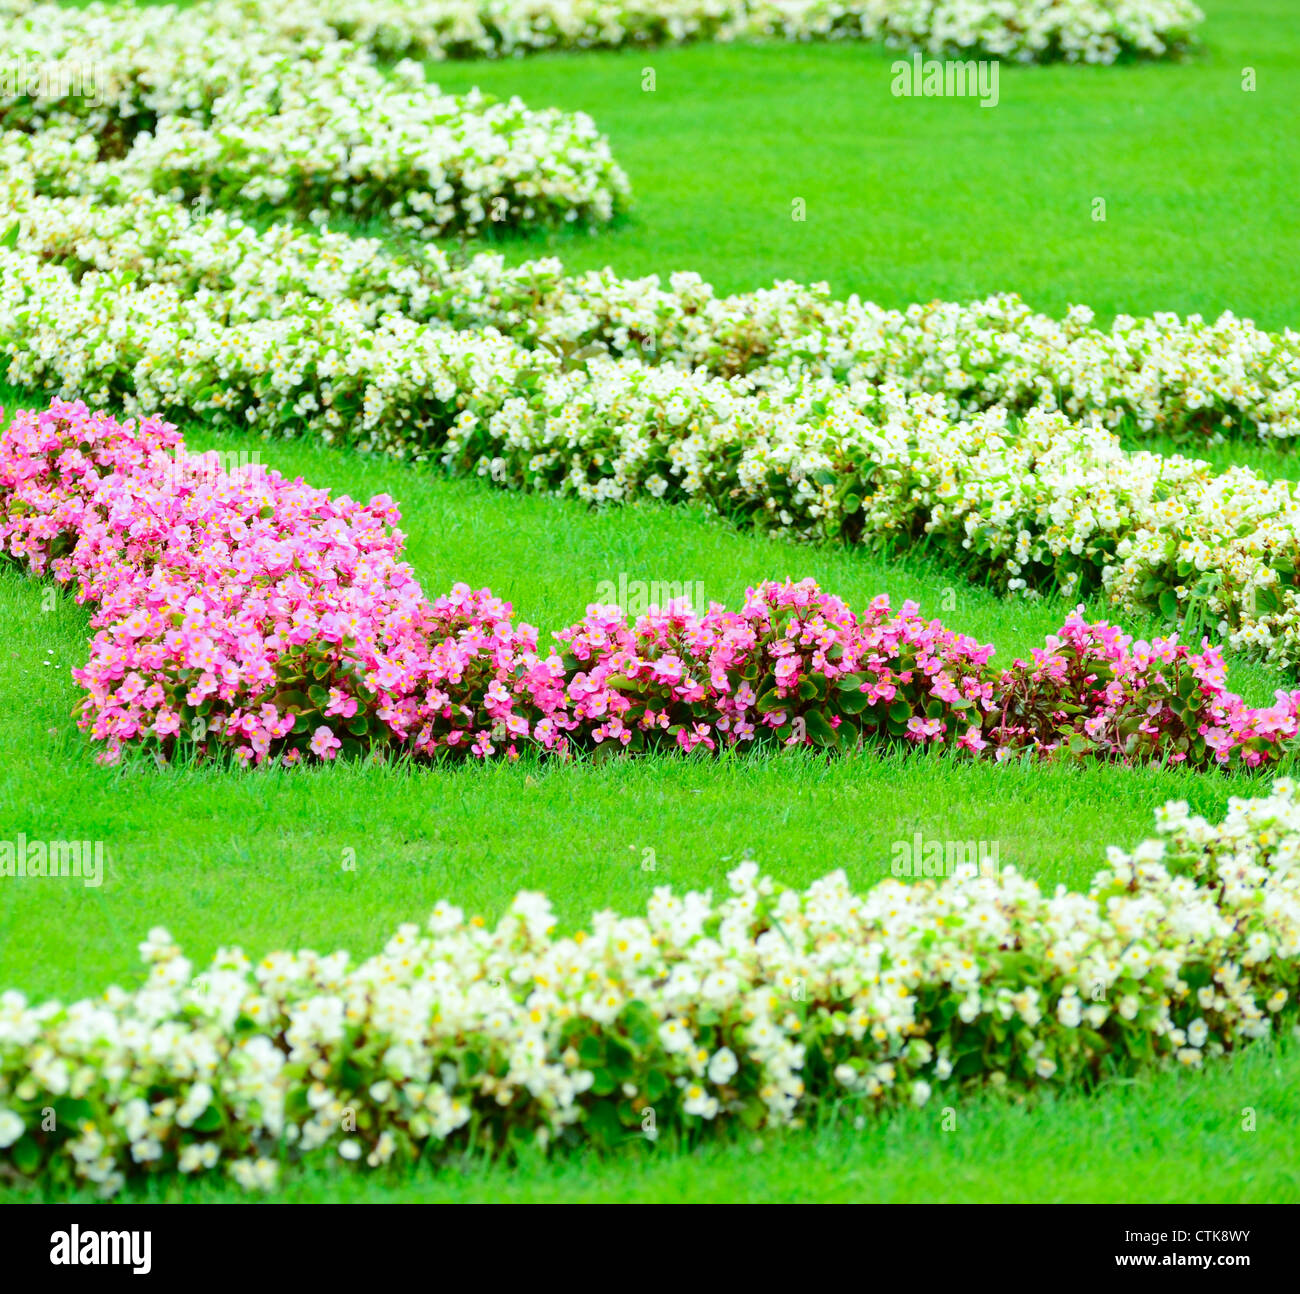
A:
[
  {"xmin": 5, "ymin": 399, "xmax": 1300, "ymax": 771},
  {"xmin": 2, "ymin": 776, "xmax": 1296, "ymax": 1196},
  {"xmin": 0, "ymin": 3, "xmax": 630, "ymax": 238}
]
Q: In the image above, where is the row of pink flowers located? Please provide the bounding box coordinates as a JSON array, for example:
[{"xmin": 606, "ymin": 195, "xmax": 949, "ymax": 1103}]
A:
[{"xmin": 3, "ymin": 399, "xmax": 1298, "ymax": 771}]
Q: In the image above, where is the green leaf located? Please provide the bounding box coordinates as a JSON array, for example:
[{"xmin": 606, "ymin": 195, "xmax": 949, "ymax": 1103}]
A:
[
  {"xmin": 837, "ymin": 687, "xmax": 871, "ymax": 715},
  {"xmin": 602, "ymin": 673, "xmax": 643, "ymax": 692},
  {"xmin": 53, "ymin": 1098, "xmax": 94, "ymax": 1131},
  {"xmin": 272, "ymin": 689, "xmax": 313, "ymax": 714},
  {"xmin": 583, "ymin": 1100, "xmax": 622, "ymax": 1147},
  {"xmin": 803, "ymin": 709, "xmax": 837, "ymax": 748},
  {"xmin": 191, "ymin": 1105, "xmax": 224, "ymax": 1133},
  {"xmin": 10, "ymin": 1135, "xmax": 41, "ymax": 1176}
]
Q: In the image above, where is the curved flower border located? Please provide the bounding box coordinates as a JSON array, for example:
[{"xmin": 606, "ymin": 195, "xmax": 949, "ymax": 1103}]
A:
[{"xmin": 1, "ymin": 778, "xmax": 1295, "ymax": 1195}]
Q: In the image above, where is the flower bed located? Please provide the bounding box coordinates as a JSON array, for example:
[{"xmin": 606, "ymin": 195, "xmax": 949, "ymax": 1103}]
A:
[
  {"xmin": 5, "ymin": 399, "xmax": 1300, "ymax": 770},
  {"xmin": 281, "ymin": 0, "xmax": 1206, "ymax": 64},
  {"xmin": 1, "ymin": 778, "xmax": 1295, "ymax": 1195},
  {"xmin": 6, "ymin": 139, "xmax": 1296, "ymax": 446},
  {"xmin": 0, "ymin": 4, "xmax": 630, "ymax": 238},
  {"xmin": 0, "ymin": 0, "xmax": 1207, "ymax": 76}
]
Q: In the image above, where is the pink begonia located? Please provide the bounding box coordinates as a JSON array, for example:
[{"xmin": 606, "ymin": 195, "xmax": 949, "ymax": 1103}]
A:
[
  {"xmin": 4, "ymin": 399, "xmax": 1300, "ymax": 773},
  {"xmin": 310, "ymin": 726, "xmax": 342, "ymax": 761}
]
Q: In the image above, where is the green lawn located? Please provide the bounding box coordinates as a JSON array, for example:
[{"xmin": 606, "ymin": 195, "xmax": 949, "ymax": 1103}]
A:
[
  {"xmin": 431, "ymin": 0, "xmax": 1300, "ymax": 330},
  {"xmin": 3, "ymin": 0, "xmax": 1300, "ymax": 1203}
]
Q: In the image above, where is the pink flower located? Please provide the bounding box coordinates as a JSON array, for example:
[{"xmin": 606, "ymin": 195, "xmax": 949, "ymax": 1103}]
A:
[
  {"xmin": 153, "ymin": 709, "xmax": 181, "ymax": 738},
  {"xmin": 310, "ymin": 725, "xmax": 342, "ymax": 760},
  {"xmin": 324, "ymin": 688, "xmax": 358, "ymax": 719}
]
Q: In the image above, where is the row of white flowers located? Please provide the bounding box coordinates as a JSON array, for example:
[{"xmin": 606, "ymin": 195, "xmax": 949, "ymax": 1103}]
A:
[
  {"xmin": 340, "ymin": 0, "xmax": 1206, "ymax": 63},
  {"xmin": 1, "ymin": 779, "xmax": 1295, "ymax": 1194},
  {"xmin": 0, "ymin": 3, "xmax": 630, "ymax": 238},
  {"xmin": 6, "ymin": 133, "xmax": 1295, "ymax": 446},
  {"xmin": 246, "ymin": 0, "xmax": 1207, "ymax": 64},
  {"xmin": 0, "ymin": 0, "xmax": 1207, "ymax": 67}
]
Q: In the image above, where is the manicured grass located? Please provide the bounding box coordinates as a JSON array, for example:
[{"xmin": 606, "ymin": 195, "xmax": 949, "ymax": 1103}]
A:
[
  {"xmin": 428, "ymin": 0, "xmax": 1300, "ymax": 331},
  {"xmin": 5, "ymin": 0, "xmax": 1300, "ymax": 1204}
]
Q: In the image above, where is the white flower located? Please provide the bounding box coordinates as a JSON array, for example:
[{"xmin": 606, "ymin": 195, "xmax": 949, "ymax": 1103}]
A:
[
  {"xmin": 707, "ymin": 1048, "xmax": 738, "ymax": 1085},
  {"xmin": 0, "ymin": 1109, "xmax": 23, "ymax": 1148}
]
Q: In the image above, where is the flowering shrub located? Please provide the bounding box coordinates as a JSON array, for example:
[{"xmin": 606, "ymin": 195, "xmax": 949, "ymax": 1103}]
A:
[
  {"xmin": 299, "ymin": 0, "xmax": 1207, "ymax": 65},
  {"xmin": 5, "ymin": 399, "xmax": 1300, "ymax": 770},
  {"xmin": 272, "ymin": 0, "xmax": 1206, "ymax": 64},
  {"xmin": 261, "ymin": 0, "xmax": 1208, "ymax": 63},
  {"xmin": 0, "ymin": 0, "xmax": 1206, "ymax": 82},
  {"xmin": 0, "ymin": 4, "xmax": 630, "ymax": 238},
  {"xmin": 1, "ymin": 778, "xmax": 1296, "ymax": 1195}
]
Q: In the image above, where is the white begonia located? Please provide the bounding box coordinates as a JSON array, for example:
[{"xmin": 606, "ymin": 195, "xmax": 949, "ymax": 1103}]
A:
[
  {"xmin": 0, "ymin": 1109, "xmax": 23, "ymax": 1147},
  {"xmin": 10, "ymin": 780, "xmax": 1293, "ymax": 1194},
  {"xmin": 707, "ymin": 1047, "xmax": 739, "ymax": 1085}
]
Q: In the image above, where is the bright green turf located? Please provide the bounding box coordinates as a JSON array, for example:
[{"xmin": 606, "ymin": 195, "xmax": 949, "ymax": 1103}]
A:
[
  {"xmin": 428, "ymin": 0, "xmax": 1300, "ymax": 331},
  {"xmin": 4, "ymin": 0, "xmax": 1300, "ymax": 1203}
]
